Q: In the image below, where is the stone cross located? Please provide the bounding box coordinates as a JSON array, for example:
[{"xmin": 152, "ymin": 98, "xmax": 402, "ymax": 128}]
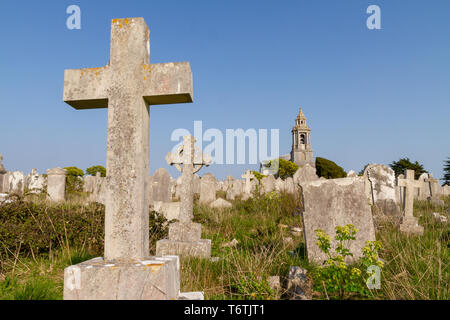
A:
[
  {"xmin": 241, "ymin": 170, "xmax": 255, "ymax": 195},
  {"xmin": 165, "ymin": 135, "xmax": 211, "ymax": 223},
  {"xmin": 63, "ymin": 18, "xmax": 193, "ymax": 261},
  {"xmin": 397, "ymin": 169, "xmax": 423, "ymax": 234}
]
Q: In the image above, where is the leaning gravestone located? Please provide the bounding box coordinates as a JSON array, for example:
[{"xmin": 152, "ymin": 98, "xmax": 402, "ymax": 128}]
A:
[
  {"xmin": 302, "ymin": 177, "xmax": 376, "ymax": 264},
  {"xmin": 62, "ymin": 18, "xmax": 194, "ymax": 300},
  {"xmin": 157, "ymin": 135, "xmax": 211, "ymax": 258},
  {"xmin": 199, "ymin": 173, "xmax": 218, "ymax": 204}
]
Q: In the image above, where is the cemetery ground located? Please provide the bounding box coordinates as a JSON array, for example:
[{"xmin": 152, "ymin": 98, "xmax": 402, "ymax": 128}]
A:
[{"xmin": 0, "ymin": 191, "xmax": 448, "ymax": 300}]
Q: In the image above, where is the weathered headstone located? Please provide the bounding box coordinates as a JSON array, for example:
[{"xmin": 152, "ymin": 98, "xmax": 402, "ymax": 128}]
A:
[
  {"xmin": 302, "ymin": 177, "xmax": 376, "ymax": 263},
  {"xmin": 46, "ymin": 168, "xmax": 67, "ymax": 202},
  {"xmin": 156, "ymin": 135, "xmax": 211, "ymax": 258},
  {"xmin": 347, "ymin": 170, "xmax": 357, "ymax": 178},
  {"xmin": 4, "ymin": 171, "xmax": 25, "ymax": 196},
  {"xmin": 27, "ymin": 168, "xmax": 45, "ymax": 194},
  {"xmin": 293, "ymin": 164, "xmax": 318, "ymax": 187},
  {"xmin": 151, "ymin": 168, "xmax": 172, "ymax": 203},
  {"xmin": 260, "ymin": 175, "xmax": 276, "ymax": 194},
  {"xmin": 364, "ymin": 164, "xmax": 401, "ymax": 219},
  {"xmin": 226, "ymin": 180, "xmax": 242, "ymax": 200},
  {"xmin": 397, "ymin": 170, "xmax": 424, "ymax": 235},
  {"xmin": 199, "ymin": 173, "xmax": 218, "ymax": 204},
  {"xmin": 62, "ymin": 18, "xmax": 194, "ymax": 300}
]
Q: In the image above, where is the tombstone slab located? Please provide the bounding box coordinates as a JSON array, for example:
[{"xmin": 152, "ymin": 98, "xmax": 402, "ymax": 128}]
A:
[
  {"xmin": 302, "ymin": 177, "xmax": 376, "ymax": 264},
  {"xmin": 46, "ymin": 168, "xmax": 67, "ymax": 202},
  {"xmin": 293, "ymin": 164, "xmax": 318, "ymax": 187},
  {"xmin": 64, "ymin": 256, "xmax": 180, "ymax": 300},
  {"xmin": 199, "ymin": 174, "xmax": 218, "ymax": 204}
]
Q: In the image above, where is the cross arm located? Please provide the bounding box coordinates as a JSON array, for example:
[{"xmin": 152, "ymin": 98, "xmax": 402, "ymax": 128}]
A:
[
  {"xmin": 143, "ymin": 62, "xmax": 193, "ymax": 105},
  {"xmin": 63, "ymin": 66, "xmax": 110, "ymax": 109}
]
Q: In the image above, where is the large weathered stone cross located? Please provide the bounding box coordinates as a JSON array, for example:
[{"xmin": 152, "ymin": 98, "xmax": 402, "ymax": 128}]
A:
[
  {"xmin": 165, "ymin": 135, "xmax": 211, "ymax": 223},
  {"xmin": 397, "ymin": 170, "xmax": 421, "ymax": 219},
  {"xmin": 63, "ymin": 18, "xmax": 193, "ymax": 261}
]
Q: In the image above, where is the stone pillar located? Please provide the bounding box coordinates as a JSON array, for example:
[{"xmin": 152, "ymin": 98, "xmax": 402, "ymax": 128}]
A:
[{"xmin": 47, "ymin": 168, "xmax": 67, "ymax": 202}]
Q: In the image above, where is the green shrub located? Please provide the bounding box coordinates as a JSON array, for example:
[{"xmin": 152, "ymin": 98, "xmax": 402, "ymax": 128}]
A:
[
  {"xmin": 277, "ymin": 158, "xmax": 298, "ymax": 180},
  {"xmin": 86, "ymin": 165, "xmax": 106, "ymax": 177},
  {"xmin": 252, "ymin": 171, "xmax": 266, "ymax": 182},
  {"xmin": 315, "ymin": 157, "xmax": 347, "ymax": 179},
  {"xmin": 64, "ymin": 167, "xmax": 84, "ymax": 193},
  {"xmin": 313, "ymin": 225, "xmax": 384, "ymax": 299}
]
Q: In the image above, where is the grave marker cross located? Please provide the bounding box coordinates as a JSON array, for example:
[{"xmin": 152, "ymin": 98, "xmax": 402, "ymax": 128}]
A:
[{"xmin": 63, "ymin": 18, "xmax": 193, "ymax": 261}]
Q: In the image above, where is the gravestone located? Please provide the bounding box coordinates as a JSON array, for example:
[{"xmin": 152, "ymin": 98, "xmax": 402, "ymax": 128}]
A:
[
  {"xmin": 364, "ymin": 164, "xmax": 401, "ymax": 218},
  {"xmin": 416, "ymin": 173, "xmax": 432, "ymax": 200},
  {"xmin": 293, "ymin": 164, "xmax": 318, "ymax": 187},
  {"xmin": 4, "ymin": 171, "xmax": 25, "ymax": 196},
  {"xmin": 260, "ymin": 175, "xmax": 276, "ymax": 194},
  {"xmin": 27, "ymin": 169, "xmax": 45, "ymax": 194},
  {"xmin": 397, "ymin": 170, "xmax": 424, "ymax": 235},
  {"xmin": 157, "ymin": 135, "xmax": 211, "ymax": 258},
  {"xmin": 241, "ymin": 170, "xmax": 255, "ymax": 196},
  {"xmin": 151, "ymin": 168, "xmax": 172, "ymax": 203},
  {"xmin": 46, "ymin": 168, "xmax": 67, "ymax": 202},
  {"xmin": 0, "ymin": 154, "xmax": 6, "ymax": 193},
  {"xmin": 347, "ymin": 170, "xmax": 357, "ymax": 178},
  {"xmin": 62, "ymin": 18, "xmax": 194, "ymax": 300},
  {"xmin": 302, "ymin": 177, "xmax": 376, "ymax": 264},
  {"xmin": 285, "ymin": 177, "xmax": 296, "ymax": 195},
  {"xmin": 226, "ymin": 180, "xmax": 242, "ymax": 200},
  {"xmin": 199, "ymin": 173, "xmax": 218, "ymax": 204},
  {"xmin": 425, "ymin": 174, "xmax": 443, "ymax": 201}
]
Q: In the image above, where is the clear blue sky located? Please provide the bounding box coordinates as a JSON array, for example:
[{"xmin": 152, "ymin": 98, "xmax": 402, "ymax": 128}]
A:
[{"xmin": 0, "ymin": 0, "xmax": 449, "ymax": 181}]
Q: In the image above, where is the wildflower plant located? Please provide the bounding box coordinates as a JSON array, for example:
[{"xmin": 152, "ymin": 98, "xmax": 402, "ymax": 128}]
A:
[{"xmin": 313, "ymin": 224, "xmax": 383, "ymax": 299}]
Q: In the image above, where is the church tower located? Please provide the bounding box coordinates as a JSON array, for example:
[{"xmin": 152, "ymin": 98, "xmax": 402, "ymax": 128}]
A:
[{"xmin": 291, "ymin": 107, "xmax": 314, "ymax": 167}]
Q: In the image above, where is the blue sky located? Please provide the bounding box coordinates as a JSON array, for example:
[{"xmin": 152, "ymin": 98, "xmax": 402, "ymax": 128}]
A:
[{"xmin": 0, "ymin": 0, "xmax": 449, "ymax": 181}]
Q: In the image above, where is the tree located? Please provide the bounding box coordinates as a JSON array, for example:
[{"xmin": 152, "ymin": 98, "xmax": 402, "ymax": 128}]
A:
[
  {"xmin": 443, "ymin": 157, "xmax": 450, "ymax": 186},
  {"xmin": 277, "ymin": 158, "xmax": 298, "ymax": 180},
  {"xmin": 389, "ymin": 158, "xmax": 426, "ymax": 179},
  {"xmin": 86, "ymin": 165, "xmax": 106, "ymax": 177},
  {"xmin": 64, "ymin": 166, "xmax": 84, "ymax": 193},
  {"xmin": 315, "ymin": 157, "xmax": 347, "ymax": 179}
]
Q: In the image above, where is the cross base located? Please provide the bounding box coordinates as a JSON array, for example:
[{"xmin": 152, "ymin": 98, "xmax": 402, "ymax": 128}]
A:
[
  {"xmin": 399, "ymin": 216, "xmax": 424, "ymax": 235},
  {"xmin": 64, "ymin": 256, "xmax": 181, "ymax": 300},
  {"xmin": 156, "ymin": 239, "xmax": 211, "ymax": 258}
]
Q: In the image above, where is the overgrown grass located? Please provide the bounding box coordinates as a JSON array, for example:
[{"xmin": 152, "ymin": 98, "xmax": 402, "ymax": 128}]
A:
[{"xmin": 0, "ymin": 191, "xmax": 448, "ymax": 300}]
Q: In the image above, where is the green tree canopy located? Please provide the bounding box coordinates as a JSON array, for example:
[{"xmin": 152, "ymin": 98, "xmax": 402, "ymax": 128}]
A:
[
  {"xmin": 315, "ymin": 157, "xmax": 347, "ymax": 179},
  {"xmin": 389, "ymin": 158, "xmax": 426, "ymax": 179},
  {"xmin": 64, "ymin": 166, "xmax": 84, "ymax": 177},
  {"xmin": 277, "ymin": 158, "xmax": 298, "ymax": 180},
  {"xmin": 86, "ymin": 165, "xmax": 106, "ymax": 177}
]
